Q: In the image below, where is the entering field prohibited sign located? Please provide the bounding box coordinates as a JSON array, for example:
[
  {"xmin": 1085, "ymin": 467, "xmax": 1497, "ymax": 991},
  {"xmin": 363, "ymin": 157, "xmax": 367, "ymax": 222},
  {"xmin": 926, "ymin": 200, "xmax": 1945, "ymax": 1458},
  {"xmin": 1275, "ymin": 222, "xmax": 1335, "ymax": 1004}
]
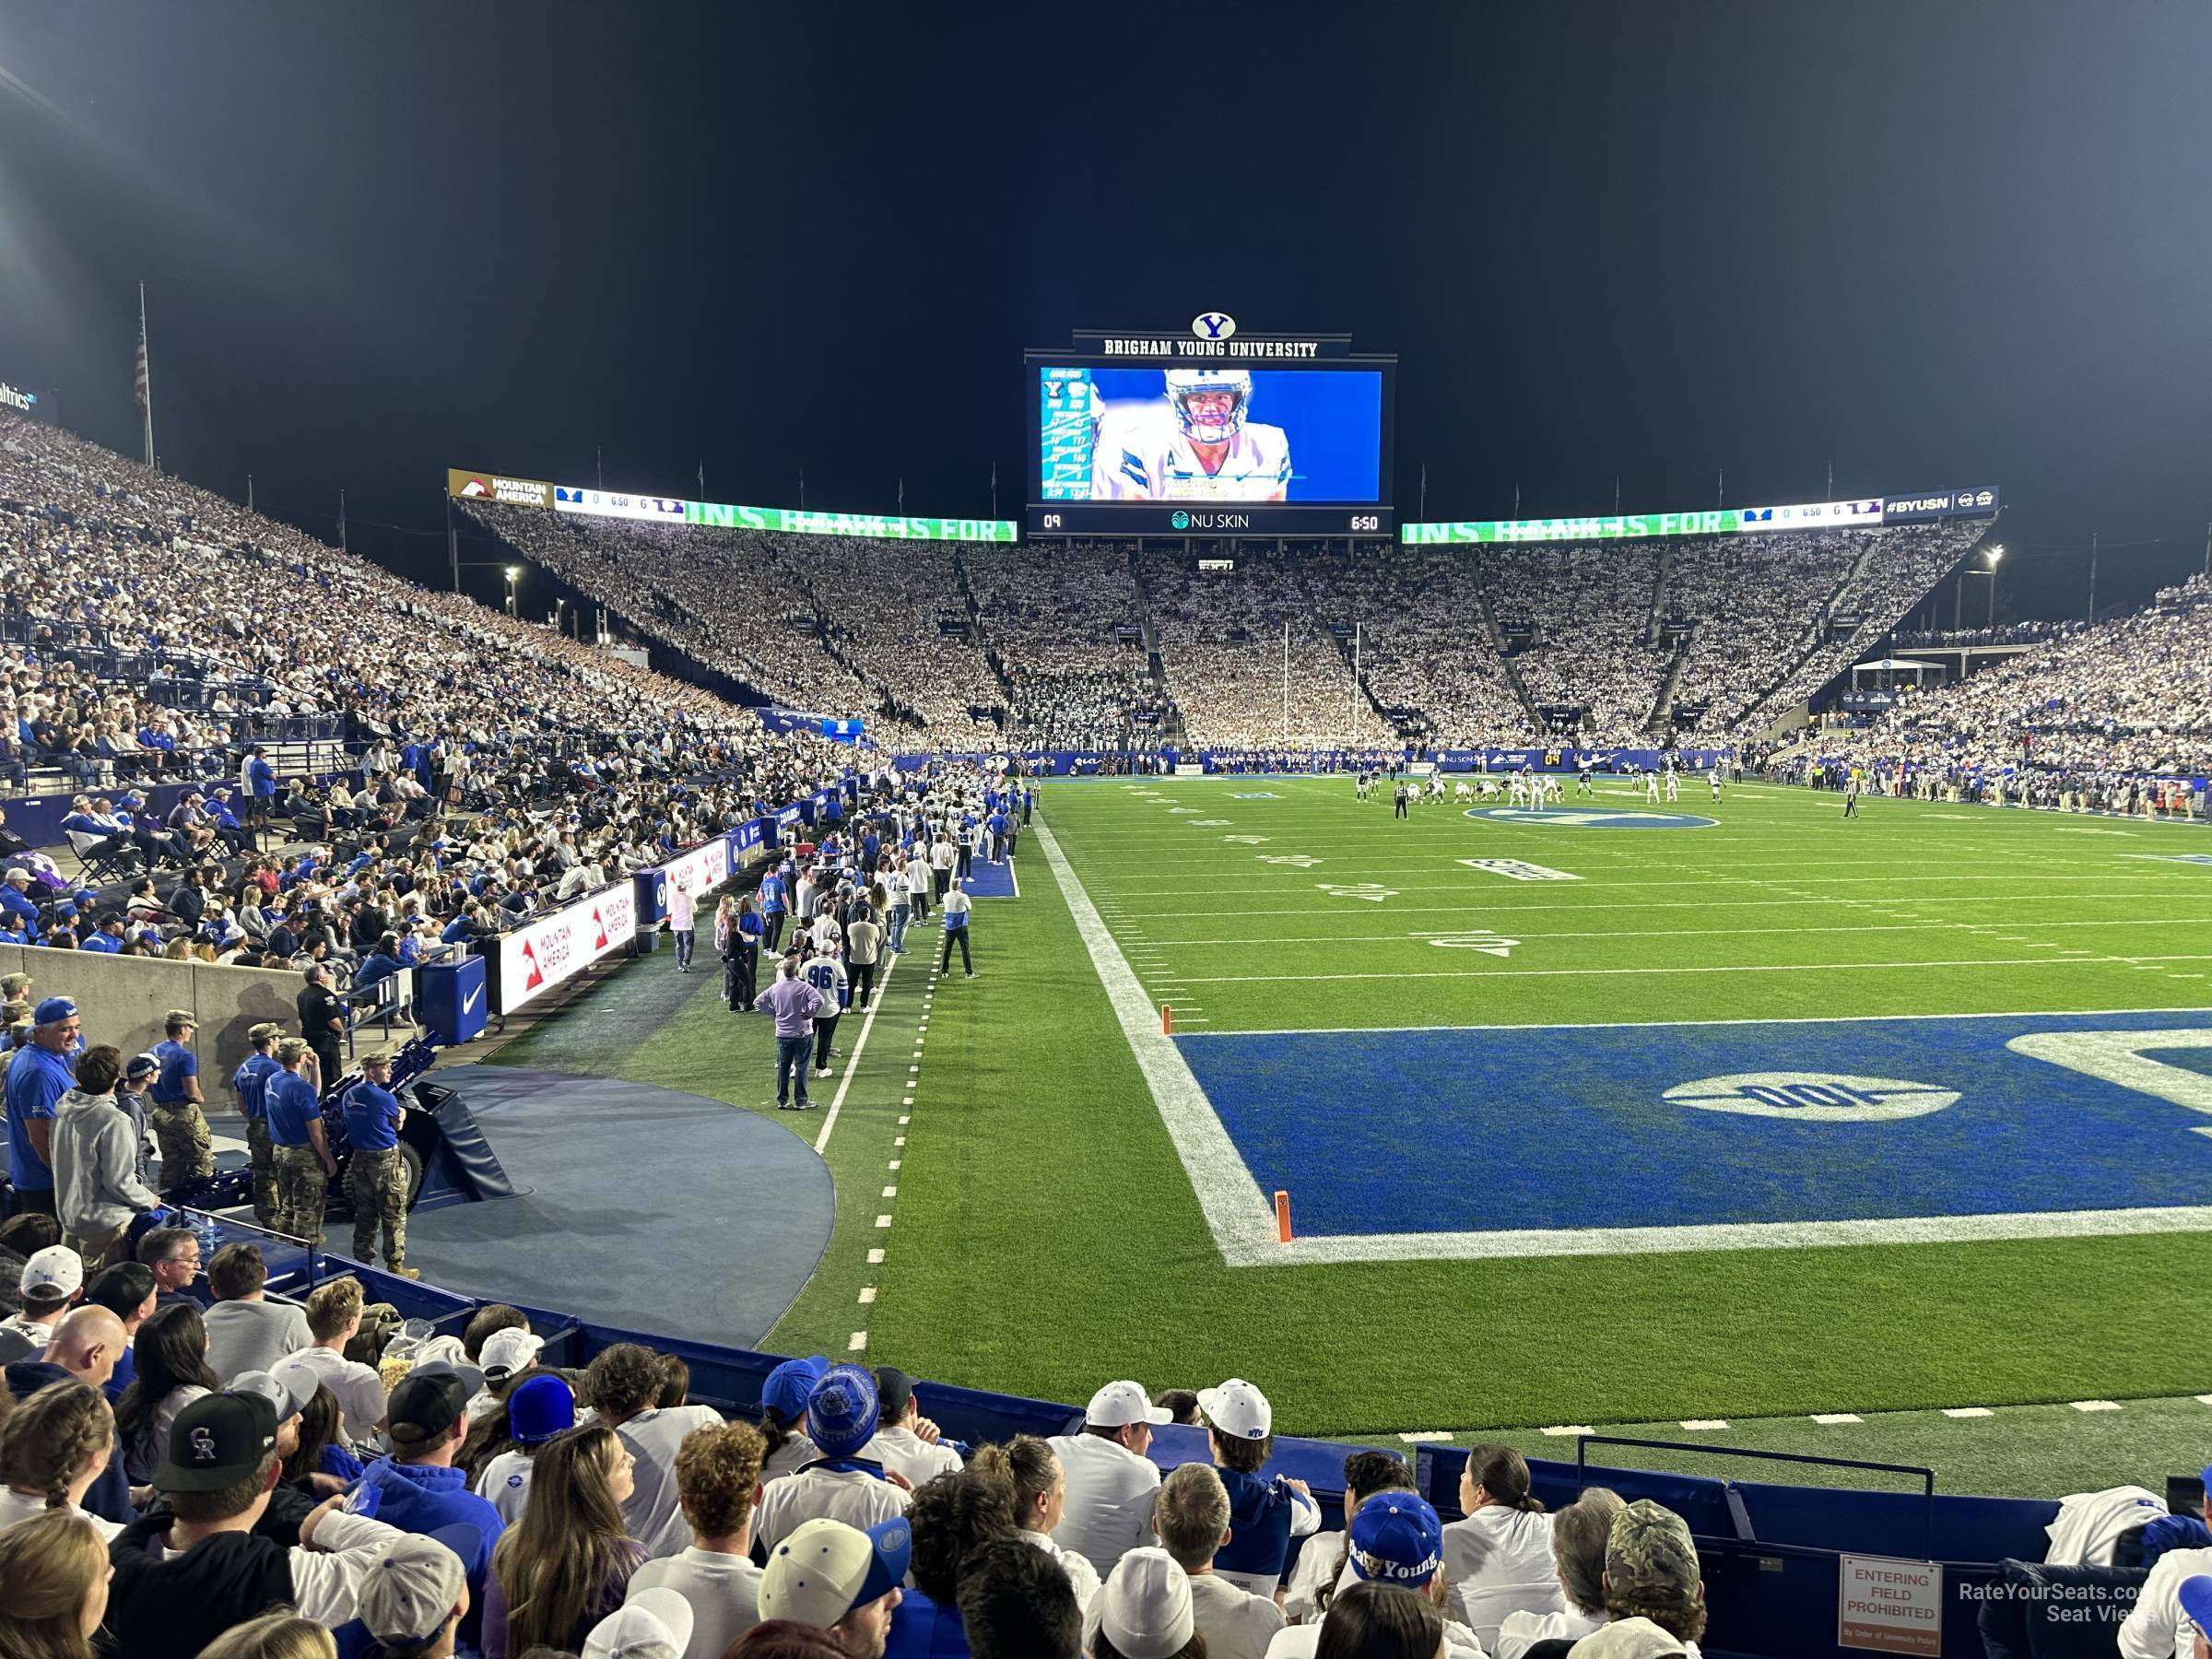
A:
[{"xmin": 1839, "ymin": 1555, "xmax": 1941, "ymax": 1655}]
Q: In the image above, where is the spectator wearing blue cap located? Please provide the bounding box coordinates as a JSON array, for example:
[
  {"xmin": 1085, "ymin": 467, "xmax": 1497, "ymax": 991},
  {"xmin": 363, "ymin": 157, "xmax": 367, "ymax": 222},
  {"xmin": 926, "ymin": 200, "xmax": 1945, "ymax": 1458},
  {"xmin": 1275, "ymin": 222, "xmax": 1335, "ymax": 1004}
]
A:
[
  {"xmin": 752, "ymin": 1364, "xmax": 912, "ymax": 1555},
  {"xmin": 586, "ymin": 1342, "xmax": 724, "ymax": 1560},
  {"xmin": 759, "ymin": 1354, "xmax": 829, "ymax": 1482},
  {"xmin": 473, "ymin": 1372, "xmax": 578, "ymax": 1526},
  {"xmin": 2120, "ymin": 1479, "xmax": 2212, "ymax": 1659},
  {"xmin": 4, "ymin": 995, "xmax": 79, "ymax": 1218},
  {"xmin": 1263, "ymin": 1491, "xmax": 1483, "ymax": 1659}
]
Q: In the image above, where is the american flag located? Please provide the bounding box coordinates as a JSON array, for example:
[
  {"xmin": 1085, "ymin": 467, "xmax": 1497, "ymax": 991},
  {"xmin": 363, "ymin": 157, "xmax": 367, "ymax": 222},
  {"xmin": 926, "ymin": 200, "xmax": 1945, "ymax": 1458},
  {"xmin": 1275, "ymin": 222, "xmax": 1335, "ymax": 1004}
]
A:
[{"xmin": 133, "ymin": 313, "xmax": 149, "ymax": 411}]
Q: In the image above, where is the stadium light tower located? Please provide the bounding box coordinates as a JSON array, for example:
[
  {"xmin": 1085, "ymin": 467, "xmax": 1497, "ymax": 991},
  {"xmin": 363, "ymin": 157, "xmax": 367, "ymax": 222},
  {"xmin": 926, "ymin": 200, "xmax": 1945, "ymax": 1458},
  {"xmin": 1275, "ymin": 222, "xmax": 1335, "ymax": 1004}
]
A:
[
  {"xmin": 503, "ymin": 564, "xmax": 519, "ymax": 616},
  {"xmin": 1967, "ymin": 544, "xmax": 2005, "ymax": 628}
]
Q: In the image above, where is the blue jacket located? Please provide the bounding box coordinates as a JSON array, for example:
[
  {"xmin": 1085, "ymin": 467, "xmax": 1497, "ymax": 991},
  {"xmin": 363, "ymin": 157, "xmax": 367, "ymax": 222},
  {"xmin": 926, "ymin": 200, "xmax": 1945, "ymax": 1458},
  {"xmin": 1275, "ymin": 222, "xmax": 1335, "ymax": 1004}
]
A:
[
  {"xmin": 347, "ymin": 1455, "xmax": 504, "ymax": 1639},
  {"xmin": 1212, "ymin": 1465, "xmax": 1320, "ymax": 1584},
  {"xmin": 883, "ymin": 1588, "xmax": 970, "ymax": 1659}
]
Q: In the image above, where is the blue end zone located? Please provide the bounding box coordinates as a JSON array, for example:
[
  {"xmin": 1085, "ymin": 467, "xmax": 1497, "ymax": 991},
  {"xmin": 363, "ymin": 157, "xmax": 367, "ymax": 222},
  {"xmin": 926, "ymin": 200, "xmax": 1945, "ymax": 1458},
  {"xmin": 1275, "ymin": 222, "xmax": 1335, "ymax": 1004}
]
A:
[{"xmin": 1175, "ymin": 1010, "xmax": 2212, "ymax": 1235}]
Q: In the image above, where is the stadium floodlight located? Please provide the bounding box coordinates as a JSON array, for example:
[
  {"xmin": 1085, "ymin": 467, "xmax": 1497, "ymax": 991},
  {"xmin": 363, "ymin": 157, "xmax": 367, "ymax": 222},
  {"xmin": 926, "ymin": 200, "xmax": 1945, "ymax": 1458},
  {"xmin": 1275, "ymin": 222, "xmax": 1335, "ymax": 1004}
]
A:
[
  {"xmin": 1987, "ymin": 545, "xmax": 2005, "ymax": 566},
  {"xmin": 504, "ymin": 564, "xmax": 520, "ymax": 579}
]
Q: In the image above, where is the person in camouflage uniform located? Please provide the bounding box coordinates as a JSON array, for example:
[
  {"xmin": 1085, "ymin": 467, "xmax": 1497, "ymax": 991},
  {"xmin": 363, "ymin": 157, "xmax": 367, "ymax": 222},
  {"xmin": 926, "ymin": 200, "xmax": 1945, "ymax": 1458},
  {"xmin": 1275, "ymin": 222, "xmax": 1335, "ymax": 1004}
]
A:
[
  {"xmin": 1599, "ymin": 1500, "xmax": 1709, "ymax": 1652},
  {"xmin": 230, "ymin": 1022, "xmax": 285, "ymax": 1229},
  {"xmin": 147, "ymin": 1009, "xmax": 213, "ymax": 1192},
  {"xmin": 340, "ymin": 1052, "xmax": 417, "ymax": 1277},
  {"xmin": 265, "ymin": 1036, "xmax": 334, "ymax": 1244}
]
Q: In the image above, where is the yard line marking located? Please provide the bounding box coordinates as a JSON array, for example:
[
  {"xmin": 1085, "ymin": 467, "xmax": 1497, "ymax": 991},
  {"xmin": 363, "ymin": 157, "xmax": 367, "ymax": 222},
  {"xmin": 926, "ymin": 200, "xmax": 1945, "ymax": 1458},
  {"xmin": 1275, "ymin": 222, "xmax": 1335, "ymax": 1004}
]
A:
[
  {"xmin": 2071, "ymin": 1400, "xmax": 2124, "ymax": 1412},
  {"xmin": 1540, "ymin": 1425, "xmax": 1595, "ymax": 1437},
  {"xmin": 1810, "ymin": 1413, "xmax": 1863, "ymax": 1425},
  {"xmin": 848, "ymin": 1331, "xmax": 868, "ymax": 1351},
  {"xmin": 858, "ymin": 1287, "xmax": 877, "ymax": 1304},
  {"xmin": 1398, "ymin": 1431, "xmax": 1455, "ymax": 1443},
  {"xmin": 1680, "ymin": 1419, "xmax": 1730, "ymax": 1430},
  {"xmin": 814, "ymin": 952, "xmax": 902, "ymax": 1156},
  {"xmin": 1031, "ymin": 819, "xmax": 1277, "ymax": 1263},
  {"xmin": 1136, "ymin": 917, "xmax": 2212, "ymax": 948},
  {"xmin": 1166, "ymin": 955, "xmax": 2212, "ymax": 985},
  {"xmin": 1942, "ymin": 1407, "xmax": 1994, "ymax": 1418}
]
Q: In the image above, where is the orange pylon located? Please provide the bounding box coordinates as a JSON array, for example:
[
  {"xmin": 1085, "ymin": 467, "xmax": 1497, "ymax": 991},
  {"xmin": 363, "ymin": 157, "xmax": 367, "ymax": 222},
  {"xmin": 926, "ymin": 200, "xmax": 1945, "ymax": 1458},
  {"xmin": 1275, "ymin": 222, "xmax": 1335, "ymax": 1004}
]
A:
[
  {"xmin": 1161, "ymin": 1004, "xmax": 1173, "ymax": 1034},
  {"xmin": 1275, "ymin": 1190, "xmax": 1293, "ymax": 1242}
]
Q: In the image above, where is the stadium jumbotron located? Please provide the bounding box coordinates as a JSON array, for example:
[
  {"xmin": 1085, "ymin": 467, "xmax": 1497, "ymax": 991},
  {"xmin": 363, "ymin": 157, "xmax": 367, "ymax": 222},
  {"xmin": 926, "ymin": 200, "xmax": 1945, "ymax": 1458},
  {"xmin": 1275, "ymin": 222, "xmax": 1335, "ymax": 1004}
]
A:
[{"xmin": 4, "ymin": 6, "xmax": 2212, "ymax": 1658}]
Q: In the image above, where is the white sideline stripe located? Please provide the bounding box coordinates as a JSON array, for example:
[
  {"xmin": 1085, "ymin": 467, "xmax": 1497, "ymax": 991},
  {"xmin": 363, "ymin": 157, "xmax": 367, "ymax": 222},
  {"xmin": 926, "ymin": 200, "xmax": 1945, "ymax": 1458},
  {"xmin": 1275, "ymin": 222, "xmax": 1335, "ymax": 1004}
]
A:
[
  {"xmin": 1398, "ymin": 1430, "xmax": 1455, "ymax": 1443},
  {"xmin": 1165, "ymin": 954, "xmax": 2212, "ymax": 986},
  {"xmin": 1942, "ymin": 1407, "xmax": 1994, "ymax": 1418},
  {"xmin": 1811, "ymin": 1413, "xmax": 1863, "ymax": 1425},
  {"xmin": 1032, "ymin": 820, "xmax": 1277, "ymax": 1263},
  {"xmin": 1681, "ymin": 1419, "xmax": 1730, "ymax": 1430},
  {"xmin": 1178, "ymin": 1005, "xmax": 2212, "ymax": 1041},
  {"xmin": 1541, "ymin": 1425, "xmax": 1595, "ymax": 1437},
  {"xmin": 814, "ymin": 951, "xmax": 902, "ymax": 1156}
]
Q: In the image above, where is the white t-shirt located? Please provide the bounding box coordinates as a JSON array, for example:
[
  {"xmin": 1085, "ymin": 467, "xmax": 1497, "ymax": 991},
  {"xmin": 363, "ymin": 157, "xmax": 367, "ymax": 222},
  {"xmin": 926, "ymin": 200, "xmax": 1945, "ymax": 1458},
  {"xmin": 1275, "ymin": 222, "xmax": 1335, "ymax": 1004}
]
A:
[
  {"xmin": 474, "ymin": 1448, "xmax": 538, "ymax": 1526},
  {"xmin": 1025, "ymin": 1527, "xmax": 1101, "ymax": 1612},
  {"xmin": 1188, "ymin": 1570, "xmax": 1288, "ymax": 1659},
  {"xmin": 1441, "ymin": 1505, "xmax": 1566, "ymax": 1652},
  {"xmin": 1283, "ymin": 1529, "xmax": 1344, "ymax": 1622},
  {"xmin": 761, "ymin": 1432, "xmax": 818, "ymax": 1485},
  {"xmin": 2121, "ymin": 1545, "xmax": 2212, "ymax": 1659},
  {"xmin": 1496, "ymin": 1606, "xmax": 1606, "ymax": 1659},
  {"xmin": 862, "ymin": 1424, "xmax": 961, "ymax": 1489},
  {"xmin": 628, "ymin": 1546, "xmax": 765, "ymax": 1659},
  {"xmin": 1264, "ymin": 1605, "xmax": 1486, "ymax": 1659},
  {"xmin": 287, "ymin": 1345, "xmax": 390, "ymax": 1446},
  {"xmin": 154, "ymin": 1510, "xmax": 404, "ymax": 1625},
  {"xmin": 752, "ymin": 1464, "xmax": 912, "ymax": 1554},
  {"xmin": 1047, "ymin": 1432, "xmax": 1161, "ymax": 1576},
  {"xmin": 617, "ymin": 1405, "xmax": 726, "ymax": 1559},
  {"xmin": 0, "ymin": 1488, "xmax": 124, "ymax": 1541}
]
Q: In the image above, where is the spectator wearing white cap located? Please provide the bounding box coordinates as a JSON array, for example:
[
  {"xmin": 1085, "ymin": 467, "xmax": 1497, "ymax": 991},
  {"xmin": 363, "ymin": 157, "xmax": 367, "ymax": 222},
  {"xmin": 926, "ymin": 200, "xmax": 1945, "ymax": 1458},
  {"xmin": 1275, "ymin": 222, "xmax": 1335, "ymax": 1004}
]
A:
[
  {"xmin": 753, "ymin": 1364, "xmax": 912, "ymax": 1555},
  {"xmin": 1441, "ymin": 1445, "xmax": 1564, "ymax": 1652},
  {"xmin": 1152, "ymin": 1462, "xmax": 1287, "ymax": 1659},
  {"xmin": 1047, "ymin": 1379, "xmax": 1171, "ymax": 1576},
  {"xmin": 0, "ymin": 1241, "xmax": 84, "ymax": 1362},
  {"xmin": 860, "ymin": 1367, "xmax": 959, "ymax": 1489},
  {"xmin": 1198, "ymin": 1377, "xmax": 1319, "ymax": 1597},
  {"xmin": 626, "ymin": 1420, "xmax": 770, "ymax": 1659},
  {"xmin": 1092, "ymin": 1547, "xmax": 1202, "ymax": 1659},
  {"xmin": 588, "ymin": 1586, "xmax": 697, "ymax": 1659},
  {"xmin": 758, "ymin": 1514, "xmax": 910, "ymax": 1659},
  {"xmin": 587, "ymin": 1342, "xmax": 727, "ymax": 1559},
  {"xmin": 354, "ymin": 1528, "xmax": 477, "ymax": 1659}
]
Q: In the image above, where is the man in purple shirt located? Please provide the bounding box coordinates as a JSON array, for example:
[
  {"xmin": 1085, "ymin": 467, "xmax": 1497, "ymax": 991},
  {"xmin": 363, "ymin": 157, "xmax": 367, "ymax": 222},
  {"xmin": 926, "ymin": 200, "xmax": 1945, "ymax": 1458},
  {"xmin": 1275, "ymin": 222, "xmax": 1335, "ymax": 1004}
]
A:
[{"xmin": 754, "ymin": 953, "xmax": 825, "ymax": 1112}]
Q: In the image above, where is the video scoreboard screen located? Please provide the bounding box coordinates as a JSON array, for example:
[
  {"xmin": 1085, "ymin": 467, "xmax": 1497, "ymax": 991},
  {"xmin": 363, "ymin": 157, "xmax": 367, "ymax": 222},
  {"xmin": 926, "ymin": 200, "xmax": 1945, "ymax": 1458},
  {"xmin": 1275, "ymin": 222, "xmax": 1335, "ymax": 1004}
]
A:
[{"xmin": 1027, "ymin": 318, "xmax": 1394, "ymax": 537}]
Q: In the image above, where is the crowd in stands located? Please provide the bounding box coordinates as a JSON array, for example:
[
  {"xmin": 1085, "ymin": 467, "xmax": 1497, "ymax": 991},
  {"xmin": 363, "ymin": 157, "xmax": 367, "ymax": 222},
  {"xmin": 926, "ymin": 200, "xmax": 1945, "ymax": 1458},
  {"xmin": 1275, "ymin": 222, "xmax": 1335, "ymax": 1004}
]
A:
[
  {"xmin": 1894, "ymin": 619, "xmax": 2085, "ymax": 649},
  {"xmin": 1784, "ymin": 573, "xmax": 2212, "ymax": 787},
  {"xmin": 965, "ymin": 547, "xmax": 1165, "ymax": 750},
  {"xmin": 0, "ymin": 1266, "xmax": 1726, "ymax": 1659},
  {"xmin": 1472, "ymin": 547, "xmax": 1667, "ymax": 744}
]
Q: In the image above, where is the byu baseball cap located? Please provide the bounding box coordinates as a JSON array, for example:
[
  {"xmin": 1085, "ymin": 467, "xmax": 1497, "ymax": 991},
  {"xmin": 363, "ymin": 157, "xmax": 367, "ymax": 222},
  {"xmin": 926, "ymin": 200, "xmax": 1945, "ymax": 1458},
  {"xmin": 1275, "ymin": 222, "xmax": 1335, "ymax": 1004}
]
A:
[
  {"xmin": 387, "ymin": 1360, "xmax": 487, "ymax": 1447},
  {"xmin": 33, "ymin": 995, "xmax": 76, "ymax": 1025},
  {"xmin": 1085, "ymin": 1380, "xmax": 1172, "ymax": 1430},
  {"xmin": 583, "ymin": 1588, "xmax": 695, "ymax": 1659},
  {"xmin": 1197, "ymin": 1378, "xmax": 1272, "ymax": 1441},
  {"xmin": 508, "ymin": 1373, "xmax": 577, "ymax": 1446},
  {"xmin": 124, "ymin": 1053, "xmax": 160, "ymax": 1082},
  {"xmin": 762, "ymin": 1354, "xmax": 830, "ymax": 1421},
  {"xmin": 156, "ymin": 1392, "xmax": 278, "ymax": 1491},
  {"xmin": 478, "ymin": 1325, "xmax": 543, "ymax": 1381},
  {"xmin": 1349, "ymin": 1492, "xmax": 1445, "ymax": 1587},
  {"xmin": 357, "ymin": 1527, "xmax": 479, "ymax": 1649},
  {"xmin": 20, "ymin": 1244, "xmax": 83, "ymax": 1300},
  {"xmin": 1098, "ymin": 1547, "xmax": 1194, "ymax": 1659},
  {"xmin": 760, "ymin": 1516, "xmax": 911, "ymax": 1629},
  {"xmin": 806, "ymin": 1363, "xmax": 879, "ymax": 1458}
]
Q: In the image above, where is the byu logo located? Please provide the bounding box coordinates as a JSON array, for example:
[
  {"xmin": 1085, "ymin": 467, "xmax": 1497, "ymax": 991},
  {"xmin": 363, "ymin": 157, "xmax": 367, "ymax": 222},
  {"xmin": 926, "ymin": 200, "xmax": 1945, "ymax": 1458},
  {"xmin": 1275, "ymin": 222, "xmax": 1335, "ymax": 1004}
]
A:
[
  {"xmin": 191, "ymin": 1427, "xmax": 218, "ymax": 1462},
  {"xmin": 1193, "ymin": 312, "xmax": 1236, "ymax": 340}
]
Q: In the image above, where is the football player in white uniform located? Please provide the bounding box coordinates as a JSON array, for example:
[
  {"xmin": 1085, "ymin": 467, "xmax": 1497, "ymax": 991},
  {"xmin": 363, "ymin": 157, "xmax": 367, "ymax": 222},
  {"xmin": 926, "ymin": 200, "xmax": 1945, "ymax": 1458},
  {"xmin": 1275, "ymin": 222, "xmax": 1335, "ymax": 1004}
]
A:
[
  {"xmin": 1090, "ymin": 369, "xmax": 1292, "ymax": 500},
  {"xmin": 1664, "ymin": 764, "xmax": 1679, "ymax": 803},
  {"xmin": 1645, "ymin": 770, "xmax": 1662, "ymax": 804}
]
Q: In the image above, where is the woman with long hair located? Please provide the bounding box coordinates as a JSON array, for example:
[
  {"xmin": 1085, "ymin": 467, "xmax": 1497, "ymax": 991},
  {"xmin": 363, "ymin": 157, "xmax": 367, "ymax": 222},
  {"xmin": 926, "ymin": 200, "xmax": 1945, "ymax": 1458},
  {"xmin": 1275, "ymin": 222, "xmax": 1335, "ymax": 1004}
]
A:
[
  {"xmin": 970, "ymin": 1436, "xmax": 1100, "ymax": 1609},
  {"xmin": 483, "ymin": 1424, "xmax": 644, "ymax": 1659},
  {"xmin": 281, "ymin": 1382, "xmax": 365, "ymax": 1488},
  {"xmin": 195, "ymin": 1615, "xmax": 339, "ymax": 1659},
  {"xmin": 1441, "ymin": 1444, "xmax": 1560, "ymax": 1652},
  {"xmin": 0, "ymin": 1509, "xmax": 112, "ymax": 1659},
  {"xmin": 113, "ymin": 1301, "xmax": 220, "ymax": 1484},
  {"xmin": 0, "ymin": 1380, "xmax": 122, "ymax": 1538}
]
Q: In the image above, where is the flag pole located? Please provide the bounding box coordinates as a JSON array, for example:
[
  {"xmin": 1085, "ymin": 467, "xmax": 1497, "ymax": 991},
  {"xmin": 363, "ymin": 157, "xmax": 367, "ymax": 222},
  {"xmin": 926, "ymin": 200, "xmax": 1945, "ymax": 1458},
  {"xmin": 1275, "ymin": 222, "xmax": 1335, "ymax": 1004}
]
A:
[{"xmin": 135, "ymin": 282, "xmax": 156, "ymax": 471}]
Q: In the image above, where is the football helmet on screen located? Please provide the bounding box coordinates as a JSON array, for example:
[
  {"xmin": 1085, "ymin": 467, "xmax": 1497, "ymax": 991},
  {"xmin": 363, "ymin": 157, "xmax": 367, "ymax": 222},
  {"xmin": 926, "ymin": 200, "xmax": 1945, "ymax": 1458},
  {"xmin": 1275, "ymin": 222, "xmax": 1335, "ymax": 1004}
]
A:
[{"xmin": 1163, "ymin": 369, "xmax": 1252, "ymax": 443}]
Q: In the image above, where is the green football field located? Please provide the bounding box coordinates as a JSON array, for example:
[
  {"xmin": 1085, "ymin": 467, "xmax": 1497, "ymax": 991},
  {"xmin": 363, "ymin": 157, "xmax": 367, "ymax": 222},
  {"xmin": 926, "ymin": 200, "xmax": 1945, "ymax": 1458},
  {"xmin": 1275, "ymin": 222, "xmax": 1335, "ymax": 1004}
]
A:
[{"xmin": 494, "ymin": 773, "xmax": 2212, "ymax": 1495}]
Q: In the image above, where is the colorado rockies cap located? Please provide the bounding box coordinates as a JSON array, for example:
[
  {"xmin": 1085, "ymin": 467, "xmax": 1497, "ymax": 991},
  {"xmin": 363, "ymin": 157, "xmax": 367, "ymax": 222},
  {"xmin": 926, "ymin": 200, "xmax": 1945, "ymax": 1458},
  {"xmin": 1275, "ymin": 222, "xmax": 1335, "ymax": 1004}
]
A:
[
  {"xmin": 1349, "ymin": 1493, "xmax": 1444, "ymax": 1587},
  {"xmin": 1196, "ymin": 1378, "xmax": 1272, "ymax": 1441},
  {"xmin": 1606, "ymin": 1500, "xmax": 1701, "ymax": 1598},
  {"xmin": 156, "ymin": 1391, "xmax": 277, "ymax": 1491},
  {"xmin": 1084, "ymin": 1380, "xmax": 1172, "ymax": 1430}
]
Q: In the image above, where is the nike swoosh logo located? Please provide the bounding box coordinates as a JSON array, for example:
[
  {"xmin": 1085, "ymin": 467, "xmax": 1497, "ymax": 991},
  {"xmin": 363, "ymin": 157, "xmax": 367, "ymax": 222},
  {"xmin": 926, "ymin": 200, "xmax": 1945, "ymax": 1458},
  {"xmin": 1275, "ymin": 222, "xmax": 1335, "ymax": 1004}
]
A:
[{"xmin": 464, "ymin": 986, "xmax": 483, "ymax": 1013}]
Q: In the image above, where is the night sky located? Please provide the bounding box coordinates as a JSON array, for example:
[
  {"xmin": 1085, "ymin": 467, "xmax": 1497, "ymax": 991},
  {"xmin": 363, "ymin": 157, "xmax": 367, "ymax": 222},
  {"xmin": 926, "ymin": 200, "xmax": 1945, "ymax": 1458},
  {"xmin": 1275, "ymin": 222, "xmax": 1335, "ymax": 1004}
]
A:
[{"xmin": 0, "ymin": 2, "xmax": 2206, "ymax": 621}]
